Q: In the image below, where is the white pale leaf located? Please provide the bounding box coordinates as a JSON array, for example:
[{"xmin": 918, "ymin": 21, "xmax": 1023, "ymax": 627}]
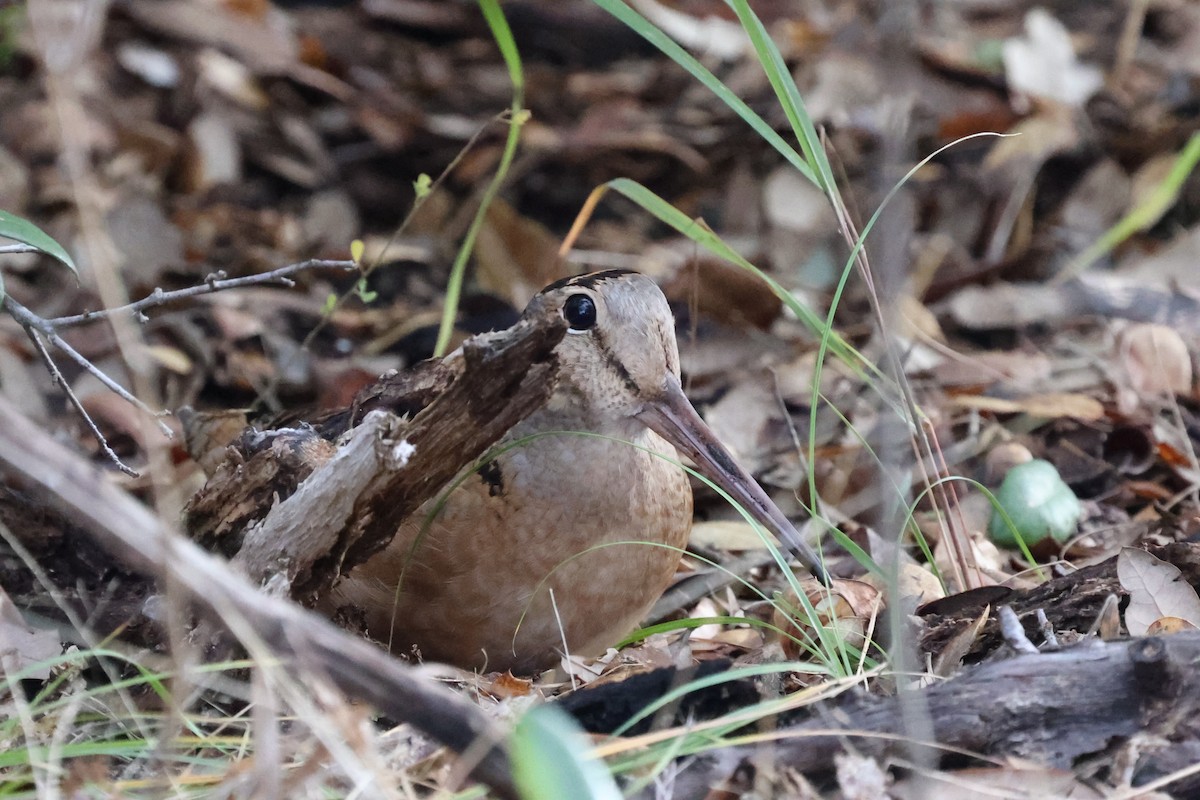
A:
[{"xmin": 1117, "ymin": 547, "xmax": 1200, "ymax": 636}]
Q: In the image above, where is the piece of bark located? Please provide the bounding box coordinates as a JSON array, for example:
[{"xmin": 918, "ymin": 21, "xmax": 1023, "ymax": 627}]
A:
[
  {"xmin": 918, "ymin": 539, "xmax": 1197, "ymax": 663},
  {"xmin": 185, "ymin": 425, "xmax": 336, "ymax": 557},
  {"xmin": 185, "ymin": 308, "xmax": 567, "ymax": 601},
  {"xmin": 0, "ymin": 394, "xmax": 519, "ymax": 800}
]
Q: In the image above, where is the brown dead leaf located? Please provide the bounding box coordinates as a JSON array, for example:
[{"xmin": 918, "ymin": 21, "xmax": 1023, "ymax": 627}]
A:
[
  {"xmin": 0, "ymin": 340, "xmax": 49, "ymax": 424},
  {"xmin": 952, "ymin": 392, "xmax": 1105, "ymax": 421},
  {"xmin": 985, "ymin": 105, "xmax": 1081, "ymax": 171},
  {"xmin": 474, "ymin": 197, "xmax": 560, "ymax": 309},
  {"xmin": 108, "ymin": 194, "xmax": 185, "ymax": 285},
  {"xmin": 703, "ymin": 376, "xmax": 778, "ymax": 475},
  {"xmin": 661, "ymin": 257, "xmax": 783, "ymax": 330},
  {"xmin": 898, "ymin": 293, "xmax": 944, "ymax": 343},
  {"xmin": 60, "ymin": 755, "xmax": 111, "ymax": 799},
  {"xmin": 1118, "ymin": 547, "xmax": 1200, "ymax": 636},
  {"xmin": 79, "ymin": 390, "xmax": 159, "ymax": 453},
  {"xmin": 703, "ymin": 627, "xmax": 762, "ymax": 651},
  {"xmin": 1145, "ymin": 616, "xmax": 1199, "ymax": 635},
  {"xmin": 1126, "ymin": 479, "xmax": 1176, "ymax": 503},
  {"xmin": 1095, "ymin": 594, "xmax": 1122, "ymax": 640},
  {"xmin": 483, "ymin": 671, "xmax": 533, "ymax": 699},
  {"xmin": 1118, "ymin": 224, "xmax": 1200, "ymax": 287},
  {"xmin": 123, "ymin": 0, "xmax": 299, "ymax": 74},
  {"xmin": 896, "ymin": 562, "xmax": 945, "ymax": 606},
  {"xmin": 560, "ymin": 649, "xmax": 621, "ymax": 686},
  {"xmin": 197, "ymin": 48, "xmax": 270, "ymax": 110},
  {"xmin": 944, "ymin": 283, "xmax": 1077, "ymax": 331}
]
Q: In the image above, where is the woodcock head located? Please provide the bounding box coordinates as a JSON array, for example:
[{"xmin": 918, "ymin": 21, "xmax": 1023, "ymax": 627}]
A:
[{"xmin": 525, "ymin": 270, "xmax": 829, "ymax": 583}]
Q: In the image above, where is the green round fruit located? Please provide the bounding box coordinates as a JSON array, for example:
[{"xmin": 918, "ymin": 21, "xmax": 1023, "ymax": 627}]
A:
[{"xmin": 988, "ymin": 459, "xmax": 1082, "ymax": 548}]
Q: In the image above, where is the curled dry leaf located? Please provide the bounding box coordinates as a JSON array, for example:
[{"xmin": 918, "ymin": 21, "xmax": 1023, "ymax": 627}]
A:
[
  {"xmin": 1145, "ymin": 617, "xmax": 1199, "ymax": 635},
  {"xmin": 984, "ymin": 441, "xmax": 1034, "ymax": 483},
  {"xmin": 773, "ymin": 578, "xmax": 882, "ymax": 660},
  {"xmin": 1117, "ymin": 323, "xmax": 1193, "ymax": 399},
  {"xmin": 1117, "ymin": 547, "xmax": 1200, "ymax": 636},
  {"xmin": 483, "ymin": 671, "xmax": 534, "ymax": 700},
  {"xmin": 861, "ymin": 562, "xmax": 945, "ymax": 608}
]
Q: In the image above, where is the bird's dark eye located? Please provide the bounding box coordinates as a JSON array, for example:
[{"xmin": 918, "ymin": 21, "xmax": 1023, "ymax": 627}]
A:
[{"xmin": 563, "ymin": 294, "xmax": 597, "ymax": 332}]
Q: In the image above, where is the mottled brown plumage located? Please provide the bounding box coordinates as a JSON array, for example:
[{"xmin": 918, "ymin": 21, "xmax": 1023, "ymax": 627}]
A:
[{"xmin": 324, "ymin": 271, "xmax": 825, "ymax": 673}]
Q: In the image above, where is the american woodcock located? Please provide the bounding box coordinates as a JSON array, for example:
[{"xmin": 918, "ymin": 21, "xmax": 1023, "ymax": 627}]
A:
[{"xmin": 324, "ymin": 270, "xmax": 827, "ymax": 673}]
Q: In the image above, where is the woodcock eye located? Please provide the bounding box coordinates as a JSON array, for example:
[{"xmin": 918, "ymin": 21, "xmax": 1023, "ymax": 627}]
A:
[{"xmin": 563, "ymin": 294, "xmax": 597, "ymax": 332}]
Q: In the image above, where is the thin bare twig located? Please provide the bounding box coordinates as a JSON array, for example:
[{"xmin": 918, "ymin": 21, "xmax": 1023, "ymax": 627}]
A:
[
  {"xmin": 5, "ymin": 295, "xmax": 172, "ymax": 436},
  {"xmin": 47, "ymin": 259, "xmax": 358, "ymax": 328},
  {"xmin": 0, "ymin": 243, "xmax": 43, "ymax": 255},
  {"xmin": 22, "ymin": 325, "xmax": 138, "ymax": 476}
]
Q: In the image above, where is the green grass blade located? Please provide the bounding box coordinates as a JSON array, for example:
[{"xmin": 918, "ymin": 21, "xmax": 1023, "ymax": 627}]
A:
[
  {"xmin": 1061, "ymin": 130, "xmax": 1200, "ymax": 280},
  {"xmin": 605, "ymin": 177, "xmax": 863, "ymax": 370},
  {"xmin": 433, "ymin": 0, "xmax": 527, "ymax": 357},
  {"xmin": 590, "ymin": 0, "xmax": 818, "ymax": 187},
  {"xmin": 727, "ymin": 0, "xmax": 833, "ymax": 195}
]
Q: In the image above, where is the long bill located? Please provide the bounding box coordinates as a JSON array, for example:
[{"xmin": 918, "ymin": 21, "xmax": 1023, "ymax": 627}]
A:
[{"xmin": 637, "ymin": 375, "xmax": 831, "ymax": 585}]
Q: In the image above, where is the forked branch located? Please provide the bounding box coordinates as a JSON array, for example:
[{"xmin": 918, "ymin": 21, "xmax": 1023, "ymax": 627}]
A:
[{"xmin": 0, "ymin": 259, "xmax": 357, "ymax": 475}]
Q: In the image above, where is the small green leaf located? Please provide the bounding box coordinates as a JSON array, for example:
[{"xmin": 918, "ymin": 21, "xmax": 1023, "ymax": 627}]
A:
[
  {"xmin": 511, "ymin": 704, "xmax": 621, "ymax": 800},
  {"xmin": 354, "ymin": 277, "xmax": 377, "ymax": 304},
  {"xmin": 988, "ymin": 459, "xmax": 1082, "ymax": 548},
  {"xmin": 413, "ymin": 173, "xmax": 433, "ymax": 199},
  {"xmin": 0, "ymin": 210, "xmax": 77, "ymax": 275},
  {"xmin": 322, "ymin": 292, "xmax": 337, "ymax": 315},
  {"xmin": 349, "ymin": 238, "xmax": 365, "ymax": 263}
]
